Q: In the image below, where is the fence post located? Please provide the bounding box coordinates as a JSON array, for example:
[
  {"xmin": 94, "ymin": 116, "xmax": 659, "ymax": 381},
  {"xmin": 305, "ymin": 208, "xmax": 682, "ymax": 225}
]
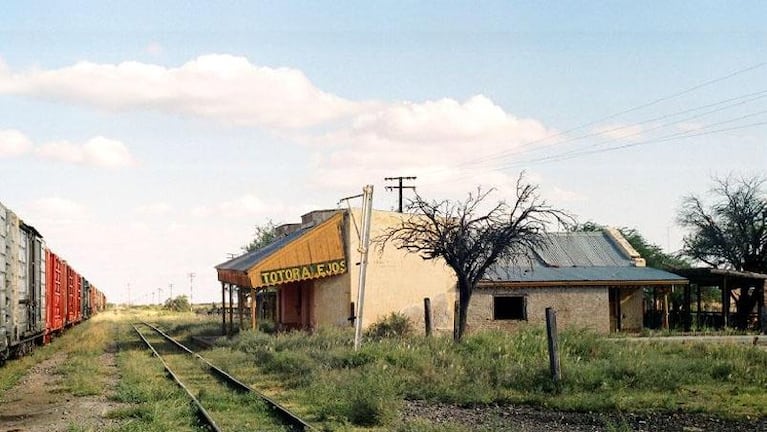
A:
[
  {"xmin": 453, "ymin": 300, "xmax": 459, "ymax": 341},
  {"xmin": 424, "ymin": 298, "xmax": 432, "ymax": 337},
  {"xmin": 545, "ymin": 307, "xmax": 561, "ymax": 383}
]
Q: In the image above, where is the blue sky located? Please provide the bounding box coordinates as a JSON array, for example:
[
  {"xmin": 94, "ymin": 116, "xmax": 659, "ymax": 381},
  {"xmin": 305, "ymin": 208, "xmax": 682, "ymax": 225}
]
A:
[{"xmin": 0, "ymin": 2, "xmax": 765, "ymax": 304}]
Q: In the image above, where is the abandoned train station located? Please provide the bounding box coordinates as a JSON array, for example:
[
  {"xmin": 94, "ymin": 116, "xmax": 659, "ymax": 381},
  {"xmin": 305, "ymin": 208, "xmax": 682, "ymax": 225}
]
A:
[
  {"xmin": 215, "ymin": 208, "xmax": 715, "ymax": 336},
  {"xmin": 215, "ymin": 209, "xmax": 457, "ymax": 334}
]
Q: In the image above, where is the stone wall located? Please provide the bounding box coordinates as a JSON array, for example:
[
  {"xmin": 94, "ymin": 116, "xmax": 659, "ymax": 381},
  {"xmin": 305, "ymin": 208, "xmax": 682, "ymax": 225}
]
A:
[{"xmin": 467, "ymin": 286, "xmax": 610, "ymax": 334}]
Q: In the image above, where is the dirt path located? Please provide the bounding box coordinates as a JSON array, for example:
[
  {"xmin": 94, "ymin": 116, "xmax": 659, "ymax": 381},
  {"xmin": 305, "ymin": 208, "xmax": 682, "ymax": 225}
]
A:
[
  {"xmin": 0, "ymin": 348, "xmax": 126, "ymax": 432},
  {"xmin": 402, "ymin": 401, "xmax": 767, "ymax": 432}
]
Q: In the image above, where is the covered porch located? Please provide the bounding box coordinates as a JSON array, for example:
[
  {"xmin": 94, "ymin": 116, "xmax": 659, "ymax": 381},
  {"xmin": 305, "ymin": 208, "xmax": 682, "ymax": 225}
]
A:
[{"xmin": 215, "ymin": 212, "xmax": 348, "ymax": 336}]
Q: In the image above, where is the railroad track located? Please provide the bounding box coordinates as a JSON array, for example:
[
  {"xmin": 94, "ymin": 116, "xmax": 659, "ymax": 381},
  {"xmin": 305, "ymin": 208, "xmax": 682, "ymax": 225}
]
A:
[{"xmin": 132, "ymin": 321, "xmax": 314, "ymax": 432}]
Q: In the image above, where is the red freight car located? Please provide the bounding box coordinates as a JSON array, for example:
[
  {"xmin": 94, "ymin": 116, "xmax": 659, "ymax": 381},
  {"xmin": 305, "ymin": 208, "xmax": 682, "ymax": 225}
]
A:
[
  {"xmin": 65, "ymin": 262, "xmax": 79, "ymax": 325},
  {"xmin": 44, "ymin": 249, "xmax": 66, "ymax": 343}
]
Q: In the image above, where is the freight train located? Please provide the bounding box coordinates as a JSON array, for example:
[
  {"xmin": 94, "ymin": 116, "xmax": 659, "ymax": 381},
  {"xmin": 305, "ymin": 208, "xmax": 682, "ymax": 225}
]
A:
[{"xmin": 1, "ymin": 200, "xmax": 106, "ymax": 362}]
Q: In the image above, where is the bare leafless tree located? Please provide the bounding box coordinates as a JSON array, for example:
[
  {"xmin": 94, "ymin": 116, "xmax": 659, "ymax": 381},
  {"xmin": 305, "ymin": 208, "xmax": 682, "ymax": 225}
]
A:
[
  {"xmin": 679, "ymin": 175, "xmax": 767, "ymax": 328},
  {"xmin": 378, "ymin": 175, "xmax": 572, "ymax": 341}
]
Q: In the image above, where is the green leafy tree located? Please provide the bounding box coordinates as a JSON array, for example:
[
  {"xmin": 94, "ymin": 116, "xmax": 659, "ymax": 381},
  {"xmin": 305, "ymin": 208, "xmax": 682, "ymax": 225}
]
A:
[
  {"xmin": 378, "ymin": 176, "xmax": 572, "ymax": 341},
  {"xmin": 678, "ymin": 175, "xmax": 767, "ymax": 328},
  {"xmin": 164, "ymin": 295, "xmax": 190, "ymax": 312},
  {"xmin": 242, "ymin": 219, "xmax": 279, "ymax": 252}
]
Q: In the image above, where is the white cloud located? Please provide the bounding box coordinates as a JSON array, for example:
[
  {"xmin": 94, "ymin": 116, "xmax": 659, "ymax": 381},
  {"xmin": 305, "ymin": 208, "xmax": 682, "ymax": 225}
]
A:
[
  {"xmin": 134, "ymin": 202, "xmax": 173, "ymax": 216},
  {"xmin": 0, "ymin": 55, "xmax": 361, "ymax": 129},
  {"xmin": 24, "ymin": 197, "xmax": 88, "ymax": 225},
  {"xmin": 547, "ymin": 186, "xmax": 587, "ymax": 203},
  {"xmin": 37, "ymin": 136, "xmax": 135, "ymax": 168},
  {"xmin": 308, "ymin": 96, "xmax": 554, "ymax": 198},
  {"xmin": 0, "ymin": 129, "xmax": 33, "ymax": 157}
]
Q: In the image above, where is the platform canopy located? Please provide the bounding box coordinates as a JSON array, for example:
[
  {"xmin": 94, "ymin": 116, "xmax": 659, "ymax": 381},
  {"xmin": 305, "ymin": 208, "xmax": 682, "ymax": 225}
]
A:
[{"xmin": 215, "ymin": 211, "xmax": 348, "ymax": 289}]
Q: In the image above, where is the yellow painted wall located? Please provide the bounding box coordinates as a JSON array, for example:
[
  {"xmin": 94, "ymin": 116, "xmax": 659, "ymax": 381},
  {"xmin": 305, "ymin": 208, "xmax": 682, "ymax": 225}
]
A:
[
  {"xmin": 313, "ymin": 271, "xmax": 353, "ymax": 327},
  {"xmin": 345, "ymin": 209, "xmax": 457, "ymax": 332}
]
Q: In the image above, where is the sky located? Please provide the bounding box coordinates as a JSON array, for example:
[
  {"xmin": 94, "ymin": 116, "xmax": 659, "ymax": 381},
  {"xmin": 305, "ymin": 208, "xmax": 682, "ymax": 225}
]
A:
[{"xmin": 0, "ymin": 2, "xmax": 765, "ymax": 305}]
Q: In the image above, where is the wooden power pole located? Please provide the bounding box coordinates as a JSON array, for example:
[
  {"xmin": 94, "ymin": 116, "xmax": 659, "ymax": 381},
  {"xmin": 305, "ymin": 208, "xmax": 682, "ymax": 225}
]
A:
[{"xmin": 384, "ymin": 176, "xmax": 416, "ymax": 212}]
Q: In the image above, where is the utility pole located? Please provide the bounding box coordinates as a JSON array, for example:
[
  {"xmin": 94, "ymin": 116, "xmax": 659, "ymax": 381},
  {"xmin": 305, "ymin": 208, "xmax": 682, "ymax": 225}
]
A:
[
  {"xmin": 127, "ymin": 282, "xmax": 131, "ymax": 308},
  {"xmin": 384, "ymin": 176, "xmax": 416, "ymax": 213},
  {"xmin": 157, "ymin": 287, "xmax": 162, "ymax": 305},
  {"xmin": 169, "ymin": 283, "xmax": 173, "ymax": 301},
  {"xmin": 354, "ymin": 185, "xmax": 374, "ymax": 350},
  {"xmin": 188, "ymin": 272, "xmax": 195, "ymax": 312}
]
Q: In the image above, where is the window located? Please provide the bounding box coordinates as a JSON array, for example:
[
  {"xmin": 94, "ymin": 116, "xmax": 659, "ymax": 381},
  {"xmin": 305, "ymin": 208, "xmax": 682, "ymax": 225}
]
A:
[{"xmin": 493, "ymin": 296, "xmax": 527, "ymax": 320}]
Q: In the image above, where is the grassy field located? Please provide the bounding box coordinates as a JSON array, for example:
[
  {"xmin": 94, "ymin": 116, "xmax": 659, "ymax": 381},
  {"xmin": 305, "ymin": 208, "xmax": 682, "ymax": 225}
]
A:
[
  {"xmin": 152, "ymin": 313, "xmax": 767, "ymax": 431},
  {"xmin": 2, "ymin": 310, "xmax": 766, "ymax": 432}
]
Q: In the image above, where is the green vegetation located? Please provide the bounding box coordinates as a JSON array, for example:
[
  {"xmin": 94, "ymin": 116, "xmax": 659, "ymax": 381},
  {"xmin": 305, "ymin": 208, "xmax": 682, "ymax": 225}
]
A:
[
  {"xmin": 195, "ymin": 318, "xmax": 767, "ymax": 429},
  {"xmin": 111, "ymin": 315, "xmax": 201, "ymax": 431},
  {"xmin": 163, "ymin": 295, "xmax": 191, "ymax": 312},
  {"xmin": 4, "ymin": 311, "xmax": 764, "ymax": 431}
]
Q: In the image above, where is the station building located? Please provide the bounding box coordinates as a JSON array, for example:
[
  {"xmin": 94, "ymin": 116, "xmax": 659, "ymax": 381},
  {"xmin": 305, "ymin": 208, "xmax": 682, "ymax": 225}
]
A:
[
  {"xmin": 216, "ymin": 210, "xmax": 688, "ymax": 335},
  {"xmin": 215, "ymin": 209, "xmax": 457, "ymax": 333}
]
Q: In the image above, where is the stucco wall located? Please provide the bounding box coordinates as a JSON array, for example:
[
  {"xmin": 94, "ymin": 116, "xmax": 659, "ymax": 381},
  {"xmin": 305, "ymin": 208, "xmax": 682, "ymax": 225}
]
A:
[
  {"xmin": 313, "ymin": 271, "xmax": 353, "ymax": 327},
  {"xmin": 467, "ymin": 286, "xmax": 610, "ymax": 334},
  {"xmin": 346, "ymin": 209, "xmax": 457, "ymax": 332}
]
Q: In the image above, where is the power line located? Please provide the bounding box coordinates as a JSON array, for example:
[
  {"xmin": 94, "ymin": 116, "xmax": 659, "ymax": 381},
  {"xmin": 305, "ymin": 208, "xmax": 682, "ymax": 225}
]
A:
[
  {"xmin": 427, "ymin": 87, "xmax": 767, "ymax": 180},
  {"xmin": 416, "ymin": 61, "xmax": 767, "ymax": 180}
]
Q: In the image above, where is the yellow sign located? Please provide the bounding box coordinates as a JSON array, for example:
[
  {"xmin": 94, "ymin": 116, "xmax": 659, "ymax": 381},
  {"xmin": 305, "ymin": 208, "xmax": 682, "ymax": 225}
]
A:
[{"xmin": 260, "ymin": 259, "xmax": 347, "ymax": 286}]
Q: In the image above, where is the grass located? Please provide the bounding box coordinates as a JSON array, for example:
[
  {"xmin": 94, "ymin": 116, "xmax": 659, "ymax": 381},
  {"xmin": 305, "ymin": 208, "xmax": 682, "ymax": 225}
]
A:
[
  {"xmin": 10, "ymin": 310, "xmax": 763, "ymax": 431},
  {"xmin": 110, "ymin": 314, "xmax": 201, "ymax": 431},
  {"xmin": 200, "ymin": 320, "xmax": 767, "ymax": 428}
]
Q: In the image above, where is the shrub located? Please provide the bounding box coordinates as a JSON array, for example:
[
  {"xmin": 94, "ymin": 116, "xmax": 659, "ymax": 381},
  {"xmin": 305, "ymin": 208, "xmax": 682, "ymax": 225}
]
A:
[{"xmin": 366, "ymin": 313, "xmax": 414, "ymax": 340}]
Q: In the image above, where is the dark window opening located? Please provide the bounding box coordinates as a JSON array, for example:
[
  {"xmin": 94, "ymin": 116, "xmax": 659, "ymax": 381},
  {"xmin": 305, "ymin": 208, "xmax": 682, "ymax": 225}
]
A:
[{"xmin": 493, "ymin": 296, "xmax": 527, "ymax": 320}]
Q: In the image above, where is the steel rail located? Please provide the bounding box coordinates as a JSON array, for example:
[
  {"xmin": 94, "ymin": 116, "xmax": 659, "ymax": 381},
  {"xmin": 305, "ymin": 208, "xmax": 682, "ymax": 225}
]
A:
[
  {"xmin": 132, "ymin": 324, "xmax": 221, "ymax": 432},
  {"xmin": 140, "ymin": 321, "xmax": 314, "ymax": 431}
]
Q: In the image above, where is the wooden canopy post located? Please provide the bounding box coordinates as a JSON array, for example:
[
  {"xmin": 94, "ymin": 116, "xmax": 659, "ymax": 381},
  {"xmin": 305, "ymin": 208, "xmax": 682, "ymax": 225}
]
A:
[
  {"xmin": 221, "ymin": 282, "xmax": 226, "ymax": 335},
  {"xmin": 696, "ymin": 284, "xmax": 702, "ymax": 330},
  {"xmin": 722, "ymin": 276, "xmax": 730, "ymax": 328},
  {"xmin": 683, "ymin": 284, "xmax": 691, "ymax": 332},
  {"xmin": 228, "ymin": 285, "xmax": 234, "ymax": 336},
  {"xmin": 251, "ymin": 288, "xmax": 257, "ymax": 330},
  {"xmin": 238, "ymin": 288, "xmax": 244, "ymax": 330}
]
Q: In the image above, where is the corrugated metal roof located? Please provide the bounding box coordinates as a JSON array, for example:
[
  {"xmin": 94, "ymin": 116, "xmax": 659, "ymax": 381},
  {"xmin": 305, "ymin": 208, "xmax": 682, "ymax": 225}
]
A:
[
  {"xmin": 485, "ymin": 265, "xmax": 687, "ymax": 283},
  {"xmin": 485, "ymin": 231, "xmax": 687, "ymax": 284},
  {"xmin": 534, "ymin": 232, "xmax": 632, "ymax": 267},
  {"xmin": 215, "ymin": 226, "xmax": 312, "ymax": 272}
]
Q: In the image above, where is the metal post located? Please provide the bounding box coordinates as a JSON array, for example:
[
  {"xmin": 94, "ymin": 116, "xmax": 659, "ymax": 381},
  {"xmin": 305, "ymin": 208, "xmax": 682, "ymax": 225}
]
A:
[
  {"xmin": 424, "ymin": 297, "xmax": 432, "ymax": 337},
  {"xmin": 353, "ymin": 185, "xmax": 374, "ymax": 350},
  {"xmin": 546, "ymin": 307, "xmax": 561, "ymax": 383}
]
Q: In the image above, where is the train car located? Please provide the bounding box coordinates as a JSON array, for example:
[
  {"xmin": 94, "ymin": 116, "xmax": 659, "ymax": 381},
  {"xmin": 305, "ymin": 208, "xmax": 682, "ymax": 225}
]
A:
[
  {"xmin": 0, "ymin": 199, "xmax": 106, "ymax": 361},
  {"xmin": 93, "ymin": 288, "xmax": 106, "ymax": 313},
  {"xmin": 81, "ymin": 277, "xmax": 91, "ymax": 319},
  {"xmin": 44, "ymin": 249, "xmax": 66, "ymax": 343},
  {"xmin": 1, "ymin": 202, "xmax": 46, "ymax": 360},
  {"xmin": 65, "ymin": 262, "xmax": 78, "ymax": 326}
]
